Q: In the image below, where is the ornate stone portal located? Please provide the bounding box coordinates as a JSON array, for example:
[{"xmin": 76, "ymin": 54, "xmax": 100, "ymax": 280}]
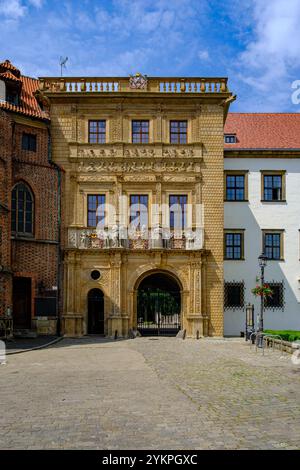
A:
[{"xmin": 40, "ymin": 75, "xmax": 234, "ymax": 338}]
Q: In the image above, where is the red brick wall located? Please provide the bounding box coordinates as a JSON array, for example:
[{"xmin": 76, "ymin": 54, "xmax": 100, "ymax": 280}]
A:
[
  {"xmin": 0, "ymin": 111, "xmax": 13, "ymax": 316},
  {"xmin": 12, "ymin": 121, "xmax": 59, "ymax": 311},
  {"xmin": 0, "ymin": 114, "xmax": 60, "ymax": 323}
]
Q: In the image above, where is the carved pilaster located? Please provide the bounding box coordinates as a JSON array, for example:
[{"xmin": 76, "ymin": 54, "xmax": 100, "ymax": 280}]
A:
[
  {"xmin": 77, "ymin": 115, "xmax": 85, "ymax": 143},
  {"xmin": 111, "ymin": 254, "xmax": 122, "ymax": 315},
  {"xmin": 111, "ymin": 103, "xmax": 123, "ymax": 142},
  {"xmin": 70, "ymin": 104, "xmax": 77, "ymax": 141},
  {"xmin": 113, "ymin": 176, "xmax": 123, "ymax": 223},
  {"xmin": 194, "ymin": 261, "xmax": 202, "ymax": 314},
  {"xmin": 156, "ymin": 105, "xmax": 162, "ymax": 142},
  {"xmin": 191, "ymin": 113, "xmax": 197, "ymax": 143},
  {"xmin": 66, "ymin": 252, "xmax": 76, "ymax": 312}
]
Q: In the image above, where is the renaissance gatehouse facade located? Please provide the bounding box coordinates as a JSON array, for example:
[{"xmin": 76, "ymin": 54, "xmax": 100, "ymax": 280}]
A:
[{"xmin": 39, "ymin": 74, "xmax": 234, "ymax": 338}]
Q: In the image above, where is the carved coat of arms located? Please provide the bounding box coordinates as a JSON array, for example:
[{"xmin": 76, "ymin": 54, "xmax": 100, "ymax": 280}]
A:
[{"xmin": 129, "ymin": 73, "xmax": 148, "ymax": 90}]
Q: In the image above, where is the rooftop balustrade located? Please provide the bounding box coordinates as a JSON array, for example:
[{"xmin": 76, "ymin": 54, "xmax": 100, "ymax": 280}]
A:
[{"xmin": 39, "ymin": 75, "xmax": 229, "ymax": 95}]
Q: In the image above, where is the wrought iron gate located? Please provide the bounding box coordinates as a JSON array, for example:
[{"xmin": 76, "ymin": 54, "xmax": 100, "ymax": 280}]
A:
[{"xmin": 137, "ymin": 288, "xmax": 181, "ymax": 336}]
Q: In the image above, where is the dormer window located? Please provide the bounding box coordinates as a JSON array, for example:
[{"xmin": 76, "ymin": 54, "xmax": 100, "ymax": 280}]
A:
[
  {"xmin": 0, "ymin": 60, "xmax": 22, "ymax": 106},
  {"xmin": 6, "ymin": 87, "xmax": 19, "ymax": 105},
  {"xmin": 224, "ymin": 134, "xmax": 236, "ymax": 144}
]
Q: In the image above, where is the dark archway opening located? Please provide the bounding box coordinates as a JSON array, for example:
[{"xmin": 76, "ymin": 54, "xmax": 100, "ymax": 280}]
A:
[
  {"xmin": 13, "ymin": 277, "xmax": 32, "ymax": 329},
  {"xmin": 88, "ymin": 288, "xmax": 104, "ymax": 334},
  {"xmin": 137, "ymin": 273, "xmax": 181, "ymax": 336}
]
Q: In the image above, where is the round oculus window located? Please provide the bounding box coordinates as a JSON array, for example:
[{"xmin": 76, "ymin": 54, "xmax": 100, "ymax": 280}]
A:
[{"xmin": 91, "ymin": 270, "xmax": 101, "ymax": 281}]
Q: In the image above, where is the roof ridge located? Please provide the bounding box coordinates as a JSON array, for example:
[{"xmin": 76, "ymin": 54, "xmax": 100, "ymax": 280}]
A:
[
  {"xmin": 228, "ymin": 112, "xmax": 300, "ymax": 115},
  {"xmin": 21, "ymin": 75, "xmax": 38, "ymax": 81}
]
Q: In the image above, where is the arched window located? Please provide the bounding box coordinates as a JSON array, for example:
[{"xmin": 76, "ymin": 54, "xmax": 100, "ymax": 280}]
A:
[{"xmin": 11, "ymin": 182, "xmax": 34, "ymax": 235}]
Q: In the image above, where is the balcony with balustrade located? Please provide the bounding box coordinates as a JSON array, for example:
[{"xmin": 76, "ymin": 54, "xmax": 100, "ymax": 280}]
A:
[{"xmin": 67, "ymin": 226, "xmax": 204, "ymax": 251}]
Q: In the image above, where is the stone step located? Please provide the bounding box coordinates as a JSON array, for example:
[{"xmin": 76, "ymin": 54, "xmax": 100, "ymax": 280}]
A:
[{"xmin": 13, "ymin": 329, "xmax": 38, "ymax": 339}]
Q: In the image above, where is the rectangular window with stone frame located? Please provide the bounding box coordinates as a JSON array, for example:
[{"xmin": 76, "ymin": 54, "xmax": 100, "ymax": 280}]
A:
[
  {"xmin": 132, "ymin": 120, "xmax": 149, "ymax": 143},
  {"xmin": 87, "ymin": 194, "xmax": 106, "ymax": 227},
  {"xmin": 170, "ymin": 120, "xmax": 187, "ymax": 144},
  {"xmin": 263, "ymin": 231, "xmax": 284, "ymax": 260},
  {"xmin": 224, "ymin": 171, "xmax": 248, "ymax": 201},
  {"xmin": 129, "ymin": 195, "xmax": 149, "ymax": 230},
  {"xmin": 169, "ymin": 195, "xmax": 188, "ymax": 230},
  {"xmin": 261, "ymin": 171, "xmax": 286, "ymax": 202},
  {"xmin": 224, "ymin": 230, "xmax": 244, "ymax": 260},
  {"xmin": 88, "ymin": 120, "xmax": 106, "ymax": 144}
]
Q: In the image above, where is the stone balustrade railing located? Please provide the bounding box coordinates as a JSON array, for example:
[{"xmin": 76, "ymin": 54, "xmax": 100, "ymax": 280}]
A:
[
  {"xmin": 67, "ymin": 227, "xmax": 204, "ymax": 250},
  {"xmin": 39, "ymin": 76, "xmax": 229, "ymax": 94}
]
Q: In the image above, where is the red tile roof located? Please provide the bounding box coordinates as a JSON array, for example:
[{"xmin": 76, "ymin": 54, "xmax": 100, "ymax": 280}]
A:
[
  {"xmin": 0, "ymin": 59, "xmax": 21, "ymax": 77},
  {"xmin": 0, "ymin": 60, "xmax": 48, "ymax": 120},
  {"xmin": 224, "ymin": 113, "xmax": 300, "ymax": 150},
  {"xmin": 0, "ymin": 70, "xmax": 21, "ymax": 83}
]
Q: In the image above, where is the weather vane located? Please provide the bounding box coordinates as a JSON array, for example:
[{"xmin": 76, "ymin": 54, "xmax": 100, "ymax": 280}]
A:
[{"xmin": 59, "ymin": 56, "xmax": 68, "ymax": 77}]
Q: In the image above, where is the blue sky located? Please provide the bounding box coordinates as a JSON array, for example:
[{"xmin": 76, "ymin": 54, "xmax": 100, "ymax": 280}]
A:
[{"xmin": 1, "ymin": 0, "xmax": 300, "ymax": 112}]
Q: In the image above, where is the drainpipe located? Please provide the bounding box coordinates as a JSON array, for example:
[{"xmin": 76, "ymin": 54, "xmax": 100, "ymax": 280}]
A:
[{"xmin": 46, "ymin": 124, "xmax": 63, "ymax": 336}]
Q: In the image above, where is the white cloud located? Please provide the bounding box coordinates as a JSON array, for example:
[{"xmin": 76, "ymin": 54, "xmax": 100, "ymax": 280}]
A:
[
  {"xmin": 239, "ymin": 0, "xmax": 300, "ymax": 89},
  {"xmin": 230, "ymin": 0, "xmax": 300, "ymax": 111},
  {"xmin": 198, "ymin": 50, "xmax": 209, "ymax": 61},
  {"xmin": 0, "ymin": 0, "xmax": 26, "ymax": 18},
  {"xmin": 28, "ymin": 0, "xmax": 43, "ymax": 7}
]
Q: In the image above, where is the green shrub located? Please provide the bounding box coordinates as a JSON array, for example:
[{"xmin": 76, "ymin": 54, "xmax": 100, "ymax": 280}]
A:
[{"xmin": 264, "ymin": 330, "xmax": 300, "ymax": 342}]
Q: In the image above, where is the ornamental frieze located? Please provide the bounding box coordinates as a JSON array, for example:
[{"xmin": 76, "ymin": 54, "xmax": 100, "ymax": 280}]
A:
[
  {"xmin": 77, "ymin": 160, "xmax": 200, "ymax": 173},
  {"xmin": 70, "ymin": 144, "xmax": 202, "ymax": 160},
  {"xmin": 123, "ymin": 175, "xmax": 156, "ymax": 182},
  {"xmin": 163, "ymin": 176, "xmax": 196, "ymax": 182},
  {"xmin": 162, "ymin": 148, "xmax": 194, "ymax": 158},
  {"xmin": 78, "ymin": 148, "xmax": 117, "ymax": 158},
  {"xmin": 77, "ymin": 175, "xmax": 116, "ymax": 182},
  {"xmin": 124, "ymin": 148, "xmax": 155, "ymax": 158}
]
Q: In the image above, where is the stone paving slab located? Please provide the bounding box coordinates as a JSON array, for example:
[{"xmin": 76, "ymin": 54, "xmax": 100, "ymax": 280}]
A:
[
  {"xmin": 0, "ymin": 336, "xmax": 299, "ymax": 449},
  {"xmin": 5, "ymin": 336, "xmax": 60, "ymax": 354}
]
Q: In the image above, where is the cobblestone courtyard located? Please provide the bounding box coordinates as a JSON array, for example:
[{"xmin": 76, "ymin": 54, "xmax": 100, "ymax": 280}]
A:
[{"xmin": 0, "ymin": 337, "xmax": 300, "ymax": 450}]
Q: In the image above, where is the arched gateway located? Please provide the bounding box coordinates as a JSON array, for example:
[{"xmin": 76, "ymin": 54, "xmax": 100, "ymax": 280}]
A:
[{"xmin": 136, "ymin": 272, "xmax": 181, "ymax": 336}]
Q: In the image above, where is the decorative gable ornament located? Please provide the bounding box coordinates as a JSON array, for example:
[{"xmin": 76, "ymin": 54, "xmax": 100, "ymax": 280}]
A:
[{"xmin": 129, "ymin": 73, "xmax": 148, "ymax": 90}]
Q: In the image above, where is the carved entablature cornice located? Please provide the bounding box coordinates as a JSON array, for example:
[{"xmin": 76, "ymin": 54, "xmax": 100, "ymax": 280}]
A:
[{"xmin": 68, "ymin": 143, "xmax": 203, "ymax": 161}]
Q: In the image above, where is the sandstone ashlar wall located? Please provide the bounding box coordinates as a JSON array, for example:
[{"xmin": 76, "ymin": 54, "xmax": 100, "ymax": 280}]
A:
[
  {"xmin": 62, "ymin": 249, "xmax": 209, "ymax": 338},
  {"xmin": 47, "ymin": 87, "xmax": 231, "ymax": 337},
  {"xmin": 200, "ymin": 105, "xmax": 225, "ymax": 336}
]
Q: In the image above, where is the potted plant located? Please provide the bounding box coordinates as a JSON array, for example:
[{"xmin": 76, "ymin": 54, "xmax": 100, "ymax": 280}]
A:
[{"xmin": 251, "ymin": 281, "xmax": 273, "ymax": 298}]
